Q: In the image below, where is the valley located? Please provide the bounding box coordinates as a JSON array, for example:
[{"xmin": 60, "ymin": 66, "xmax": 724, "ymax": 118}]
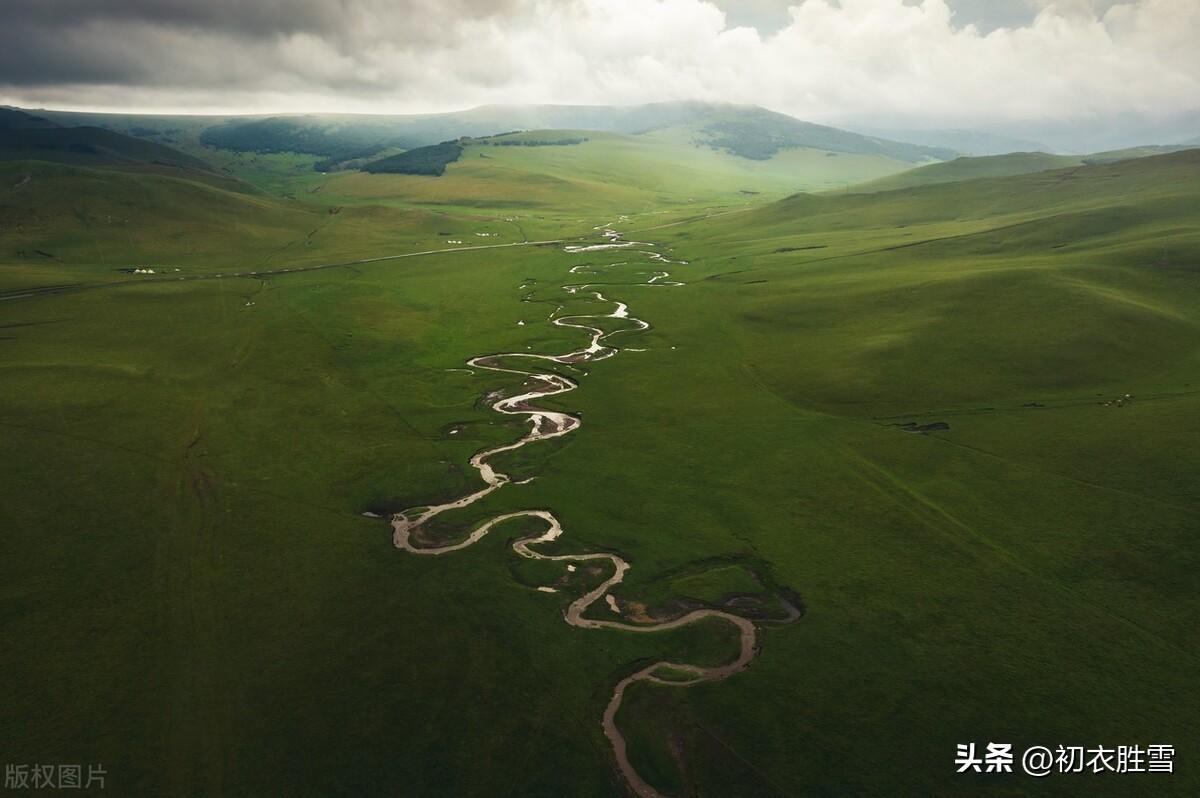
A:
[{"xmin": 2, "ymin": 97, "xmax": 1198, "ymax": 797}]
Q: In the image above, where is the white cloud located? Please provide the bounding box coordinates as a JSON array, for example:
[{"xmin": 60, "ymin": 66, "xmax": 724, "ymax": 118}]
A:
[{"xmin": 2, "ymin": 0, "xmax": 1197, "ymax": 127}]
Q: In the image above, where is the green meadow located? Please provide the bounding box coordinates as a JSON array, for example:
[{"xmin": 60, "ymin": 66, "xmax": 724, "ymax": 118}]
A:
[{"xmin": 2, "ymin": 125, "xmax": 1197, "ymax": 798}]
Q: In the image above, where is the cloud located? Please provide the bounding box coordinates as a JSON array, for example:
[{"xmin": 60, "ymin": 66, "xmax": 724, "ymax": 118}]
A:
[{"xmin": 1, "ymin": 0, "xmax": 1197, "ymax": 129}]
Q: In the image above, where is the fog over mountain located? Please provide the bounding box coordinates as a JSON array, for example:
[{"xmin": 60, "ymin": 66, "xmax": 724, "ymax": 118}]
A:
[{"xmin": 2, "ymin": 1, "xmax": 1197, "ymax": 152}]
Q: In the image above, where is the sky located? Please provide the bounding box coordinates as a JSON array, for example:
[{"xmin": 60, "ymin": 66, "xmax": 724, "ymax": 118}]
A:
[{"xmin": 1, "ymin": 0, "xmax": 1197, "ymax": 132}]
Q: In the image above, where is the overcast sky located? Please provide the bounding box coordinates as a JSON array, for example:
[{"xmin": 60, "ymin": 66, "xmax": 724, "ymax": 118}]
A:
[{"xmin": 1, "ymin": 0, "xmax": 1197, "ymax": 129}]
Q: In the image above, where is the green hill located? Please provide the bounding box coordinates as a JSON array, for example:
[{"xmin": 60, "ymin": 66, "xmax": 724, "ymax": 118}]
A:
[
  {"xmin": 1082, "ymin": 144, "xmax": 1197, "ymax": 164},
  {"xmin": 0, "ymin": 108, "xmax": 59, "ymax": 130},
  {"xmin": 0, "ymin": 161, "xmax": 322, "ymax": 284},
  {"xmin": 657, "ymin": 104, "xmax": 952, "ymax": 161},
  {"xmin": 199, "ymin": 115, "xmax": 426, "ymax": 166},
  {"xmin": 609, "ymin": 147, "xmax": 1200, "ymax": 796},
  {"xmin": 0, "ymin": 110, "xmax": 253, "ymax": 193},
  {"xmin": 22, "ymin": 104, "xmax": 952, "ymax": 198},
  {"xmin": 0, "ymin": 159, "xmax": 504, "ymax": 291},
  {"xmin": 337, "ymin": 128, "xmax": 923, "ymax": 214},
  {"xmin": 853, "ymin": 145, "xmax": 1199, "ymax": 194},
  {"xmin": 0, "ymin": 123, "xmax": 210, "ymax": 171},
  {"xmin": 852, "ymin": 152, "xmax": 1084, "ymax": 192},
  {"xmin": 187, "ymin": 102, "xmax": 951, "ymax": 167}
]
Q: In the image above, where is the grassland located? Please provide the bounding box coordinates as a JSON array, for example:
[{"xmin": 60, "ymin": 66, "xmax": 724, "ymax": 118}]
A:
[
  {"xmin": 1, "ymin": 134, "xmax": 1197, "ymax": 798},
  {"xmin": 318, "ymin": 130, "xmax": 916, "ymax": 222},
  {"xmin": 852, "ymin": 151, "xmax": 1084, "ymax": 193},
  {"xmin": 852, "ymin": 145, "xmax": 1199, "ymax": 193}
]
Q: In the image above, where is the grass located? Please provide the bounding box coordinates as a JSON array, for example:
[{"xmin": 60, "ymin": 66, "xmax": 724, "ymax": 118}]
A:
[
  {"xmin": 318, "ymin": 130, "xmax": 916, "ymax": 217},
  {"xmin": 0, "ymin": 160, "xmax": 579, "ymax": 293},
  {"xmin": 1, "ymin": 141, "xmax": 1198, "ymax": 797},
  {"xmin": 851, "ymin": 151, "xmax": 1084, "ymax": 193},
  {"xmin": 851, "ymin": 145, "xmax": 1200, "ymax": 194}
]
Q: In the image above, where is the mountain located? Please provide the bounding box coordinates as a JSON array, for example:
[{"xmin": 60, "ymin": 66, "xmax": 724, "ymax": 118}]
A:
[
  {"xmin": 1, "ymin": 109, "xmax": 205, "ymax": 168},
  {"xmin": 0, "ymin": 108, "xmax": 60, "ymax": 130},
  {"xmin": 23, "ymin": 103, "xmax": 952, "ymax": 178},
  {"xmin": 0, "ymin": 110, "xmax": 254, "ymax": 193},
  {"xmin": 8, "ymin": 104, "xmax": 951, "ymax": 206},
  {"xmin": 985, "ymin": 110, "xmax": 1200, "ymax": 154},
  {"xmin": 632, "ymin": 103, "xmax": 953, "ymax": 162},
  {"xmin": 335, "ymin": 128, "xmax": 926, "ymax": 212},
  {"xmin": 198, "ymin": 115, "xmax": 427, "ymax": 167},
  {"xmin": 848, "ymin": 126, "xmax": 1052, "ymax": 156},
  {"xmin": 197, "ymin": 102, "xmax": 952, "ymax": 169}
]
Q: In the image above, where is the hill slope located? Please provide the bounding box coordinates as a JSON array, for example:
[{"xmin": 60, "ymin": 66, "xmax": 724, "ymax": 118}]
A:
[
  {"xmin": 852, "ymin": 152, "xmax": 1083, "ymax": 192},
  {"xmin": 849, "ymin": 126, "xmax": 1052, "ymax": 156},
  {"xmin": 191, "ymin": 102, "xmax": 951, "ymax": 166},
  {"xmin": 335, "ymin": 129, "xmax": 921, "ymax": 214},
  {"xmin": 0, "ymin": 108, "xmax": 60, "ymax": 130},
  {"xmin": 0, "ymin": 109, "xmax": 252, "ymax": 192},
  {"xmin": 852, "ymin": 144, "xmax": 1200, "ymax": 194},
  {"xmin": 659, "ymin": 148, "xmax": 1200, "ymax": 411},
  {"xmin": 0, "ymin": 159, "xmax": 504, "ymax": 290},
  {"xmin": 616, "ymin": 147, "xmax": 1200, "ymax": 795},
  {"xmin": 0, "ymin": 112, "xmax": 209, "ymax": 171}
]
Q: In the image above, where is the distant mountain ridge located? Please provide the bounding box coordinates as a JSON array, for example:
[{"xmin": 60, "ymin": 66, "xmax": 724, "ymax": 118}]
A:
[
  {"xmin": 194, "ymin": 102, "xmax": 953, "ymax": 169},
  {"xmin": 2, "ymin": 106, "xmax": 208, "ymax": 169},
  {"xmin": 0, "ymin": 106, "xmax": 248, "ymax": 192},
  {"xmin": 849, "ymin": 126, "xmax": 1053, "ymax": 156},
  {"xmin": 0, "ymin": 108, "xmax": 59, "ymax": 130}
]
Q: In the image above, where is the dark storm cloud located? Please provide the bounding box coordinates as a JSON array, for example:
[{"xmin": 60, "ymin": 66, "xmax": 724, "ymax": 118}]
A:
[
  {"xmin": 0, "ymin": 0, "xmax": 521, "ymax": 88},
  {"xmin": 2, "ymin": 0, "xmax": 524, "ymax": 38},
  {"xmin": 2, "ymin": 0, "xmax": 343, "ymax": 37}
]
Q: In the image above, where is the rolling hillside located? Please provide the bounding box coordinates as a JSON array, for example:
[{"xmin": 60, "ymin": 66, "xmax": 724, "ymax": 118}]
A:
[
  {"xmin": 3, "ymin": 127, "xmax": 1197, "ymax": 796},
  {"xmin": 848, "ymin": 126, "xmax": 1052, "ymax": 156},
  {"xmin": 852, "ymin": 152, "xmax": 1084, "ymax": 193},
  {"xmin": 334, "ymin": 128, "xmax": 921, "ymax": 214},
  {"xmin": 0, "ymin": 108, "xmax": 60, "ymax": 130},
  {"xmin": 31, "ymin": 102, "xmax": 949, "ymax": 170},
  {"xmin": 0, "ymin": 159, "xmax": 523, "ymax": 292},
  {"xmin": 1, "ymin": 109, "xmax": 207, "ymax": 169},
  {"xmin": 852, "ymin": 144, "xmax": 1199, "ymax": 194},
  {"xmin": 606, "ymin": 148, "xmax": 1200, "ymax": 794},
  {"xmin": 222, "ymin": 102, "xmax": 952, "ymax": 167},
  {"xmin": 22, "ymin": 103, "xmax": 952, "ymax": 201},
  {"xmin": 0, "ymin": 108, "xmax": 250, "ymax": 193},
  {"xmin": 659, "ymin": 148, "xmax": 1200, "ymax": 406}
]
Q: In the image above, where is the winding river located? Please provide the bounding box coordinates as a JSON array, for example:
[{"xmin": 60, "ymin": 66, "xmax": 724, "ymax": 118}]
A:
[{"xmin": 390, "ymin": 226, "xmax": 794, "ymax": 797}]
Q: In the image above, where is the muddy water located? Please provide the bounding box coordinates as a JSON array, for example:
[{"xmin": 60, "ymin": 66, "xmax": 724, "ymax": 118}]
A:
[{"xmin": 390, "ymin": 229, "xmax": 777, "ymax": 798}]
